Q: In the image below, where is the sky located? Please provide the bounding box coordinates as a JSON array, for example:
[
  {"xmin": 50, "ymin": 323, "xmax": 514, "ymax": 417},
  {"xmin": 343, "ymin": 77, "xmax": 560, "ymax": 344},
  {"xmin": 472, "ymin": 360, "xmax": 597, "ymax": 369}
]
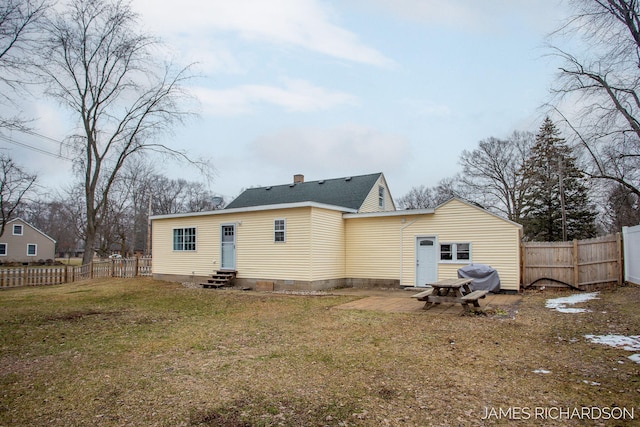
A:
[{"xmin": 5, "ymin": 0, "xmax": 572, "ymax": 204}]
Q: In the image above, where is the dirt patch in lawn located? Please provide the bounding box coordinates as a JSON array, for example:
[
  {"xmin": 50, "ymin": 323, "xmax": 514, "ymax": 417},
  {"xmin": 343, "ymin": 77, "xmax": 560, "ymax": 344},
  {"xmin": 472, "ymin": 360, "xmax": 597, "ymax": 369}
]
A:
[{"xmin": 0, "ymin": 278, "xmax": 639, "ymax": 426}]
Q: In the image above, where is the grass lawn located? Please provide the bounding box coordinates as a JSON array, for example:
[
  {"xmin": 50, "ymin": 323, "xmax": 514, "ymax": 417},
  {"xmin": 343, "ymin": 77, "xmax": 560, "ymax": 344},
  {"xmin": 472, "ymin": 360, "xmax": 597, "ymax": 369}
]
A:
[{"xmin": 0, "ymin": 278, "xmax": 639, "ymax": 426}]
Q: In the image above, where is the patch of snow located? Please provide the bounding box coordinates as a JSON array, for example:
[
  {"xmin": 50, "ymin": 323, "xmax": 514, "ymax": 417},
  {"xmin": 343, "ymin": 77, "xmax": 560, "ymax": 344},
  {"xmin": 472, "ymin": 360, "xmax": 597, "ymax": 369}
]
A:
[
  {"xmin": 545, "ymin": 292, "xmax": 599, "ymax": 313},
  {"xmin": 532, "ymin": 369, "xmax": 551, "ymax": 374},
  {"xmin": 584, "ymin": 335, "xmax": 640, "ymax": 364},
  {"xmin": 628, "ymin": 354, "xmax": 640, "ymax": 364},
  {"xmin": 582, "ymin": 380, "xmax": 601, "ymax": 386},
  {"xmin": 584, "ymin": 334, "xmax": 640, "ymax": 351}
]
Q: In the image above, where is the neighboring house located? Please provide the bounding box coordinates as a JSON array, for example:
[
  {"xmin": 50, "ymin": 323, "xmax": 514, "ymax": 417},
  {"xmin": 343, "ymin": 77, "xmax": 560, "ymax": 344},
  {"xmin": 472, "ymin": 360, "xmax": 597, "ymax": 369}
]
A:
[
  {"xmin": 151, "ymin": 173, "xmax": 523, "ymax": 291},
  {"xmin": 0, "ymin": 218, "xmax": 56, "ymax": 263}
]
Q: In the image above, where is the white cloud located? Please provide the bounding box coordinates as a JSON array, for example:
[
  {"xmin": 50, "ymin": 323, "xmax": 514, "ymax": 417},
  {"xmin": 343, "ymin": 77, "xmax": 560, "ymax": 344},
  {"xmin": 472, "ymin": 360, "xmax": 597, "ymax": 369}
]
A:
[
  {"xmin": 249, "ymin": 124, "xmax": 411, "ymax": 177},
  {"xmin": 193, "ymin": 79, "xmax": 357, "ymax": 115},
  {"xmin": 133, "ymin": 0, "xmax": 394, "ymax": 68},
  {"xmin": 357, "ymin": 0, "xmax": 567, "ymax": 34}
]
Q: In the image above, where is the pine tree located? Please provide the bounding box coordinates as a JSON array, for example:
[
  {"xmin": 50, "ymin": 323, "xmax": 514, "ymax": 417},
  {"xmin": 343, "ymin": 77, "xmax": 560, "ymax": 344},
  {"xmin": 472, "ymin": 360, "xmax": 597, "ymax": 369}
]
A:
[{"xmin": 521, "ymin": 117, "xmax": 597, "ymax": 241}]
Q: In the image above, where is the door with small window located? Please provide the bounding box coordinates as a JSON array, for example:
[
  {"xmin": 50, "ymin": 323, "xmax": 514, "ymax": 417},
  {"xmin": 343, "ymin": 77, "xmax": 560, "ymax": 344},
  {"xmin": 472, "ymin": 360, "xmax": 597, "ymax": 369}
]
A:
[
  {"xmin": 220, "ymin": 224, "xmax": 236, "ymax": 270},
  {"xmin": 416, "ymin": 237, "xmax": 437, "ymax": 287}
]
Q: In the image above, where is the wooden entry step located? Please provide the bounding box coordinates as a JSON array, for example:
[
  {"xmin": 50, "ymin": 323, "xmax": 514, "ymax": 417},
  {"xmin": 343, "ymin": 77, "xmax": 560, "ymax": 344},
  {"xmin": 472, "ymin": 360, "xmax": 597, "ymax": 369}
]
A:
[{"xmin": 202, "ymin": 270, "xmax": 237, "ymax": 289}]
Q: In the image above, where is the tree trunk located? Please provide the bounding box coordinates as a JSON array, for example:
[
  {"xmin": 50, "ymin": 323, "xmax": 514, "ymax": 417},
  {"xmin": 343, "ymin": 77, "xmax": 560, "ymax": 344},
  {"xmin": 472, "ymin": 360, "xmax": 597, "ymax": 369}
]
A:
[{"xmin": 82, "ymin": 205, "xmax": 97, "ymax": 265}]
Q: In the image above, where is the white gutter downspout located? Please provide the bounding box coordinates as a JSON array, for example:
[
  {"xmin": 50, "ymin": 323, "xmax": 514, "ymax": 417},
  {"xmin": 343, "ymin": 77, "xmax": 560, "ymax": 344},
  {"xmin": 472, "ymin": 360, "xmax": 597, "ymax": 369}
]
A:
[{"xmin": 399, "ymin": 218, "xmax": 419, "ymax": 287}]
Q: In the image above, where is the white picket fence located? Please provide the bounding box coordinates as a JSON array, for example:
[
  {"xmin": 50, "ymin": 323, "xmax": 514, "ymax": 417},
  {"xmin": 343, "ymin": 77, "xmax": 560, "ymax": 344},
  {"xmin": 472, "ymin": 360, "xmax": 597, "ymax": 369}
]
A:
[{"xmin": 623, "ymin": 225, "xmax": 640, "ymax": 285}]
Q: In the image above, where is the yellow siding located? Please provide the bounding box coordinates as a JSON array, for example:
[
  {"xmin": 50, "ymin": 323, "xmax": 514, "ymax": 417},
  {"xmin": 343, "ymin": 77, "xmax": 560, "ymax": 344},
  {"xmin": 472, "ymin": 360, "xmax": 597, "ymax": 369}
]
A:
[
  {"xmin": 153, "ymin": 208, "xmax": 313, "ymax": 281},
  {"xmin": 153, "ymin": 206, "xmax": 349, "ymax": 282},
  {"xmin": 345, "ymin": 216, "xmax": 403, "ymax": 279},
  {"xmin": 406, "ymin": 200, "xmax": 521, "ymax": 290},
  {"xmin": 152, "ymin": 215, "xmax": 220, "ymax": 277},
  {"xmin": 345, "ymin": 199, "xmax": 522, "ymax": 290},
  {"xmin": 236, "ymin": 207, "xmax": 313, "ymax": 281},
  {"xmin": 310, "ymin": 208, "xmax": 346, "ymax": 280},
  {"xmin": 359, "ymin": 175, "xmax": 395, "ymax": 213},
  {"xmin": 153, "ymin": 199, "xmax": 521, "ymax": 290}
]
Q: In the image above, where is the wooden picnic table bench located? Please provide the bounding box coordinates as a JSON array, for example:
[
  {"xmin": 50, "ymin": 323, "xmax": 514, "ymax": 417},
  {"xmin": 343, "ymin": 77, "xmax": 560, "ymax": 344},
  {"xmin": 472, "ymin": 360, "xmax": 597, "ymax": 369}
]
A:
[
  {"xmin": 415, "ymin": 278, "xmax": 488, "ymax": 311},
  {"xmin": 411, "ymin": 288, "xmax": 434, "ymax": 301}
]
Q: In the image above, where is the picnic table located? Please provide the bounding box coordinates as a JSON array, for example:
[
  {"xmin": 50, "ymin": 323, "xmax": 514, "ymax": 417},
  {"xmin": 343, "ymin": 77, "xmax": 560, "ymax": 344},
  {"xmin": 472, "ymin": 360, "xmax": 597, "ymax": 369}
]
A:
[{"xmin": 412, "ymin": 278, "xmax": 488, "ymax": 311}]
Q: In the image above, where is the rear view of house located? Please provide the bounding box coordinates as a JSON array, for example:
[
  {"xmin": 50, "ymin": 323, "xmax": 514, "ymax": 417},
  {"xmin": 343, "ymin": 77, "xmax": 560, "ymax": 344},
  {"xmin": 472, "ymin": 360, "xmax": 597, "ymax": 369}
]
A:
[
  {"xmin": 151, "ymin": 173, "xmax": 522, "ymax": 291},
  {"xmin": 0, "ymin": 218, "xmax": 56, "ymax": 264}
]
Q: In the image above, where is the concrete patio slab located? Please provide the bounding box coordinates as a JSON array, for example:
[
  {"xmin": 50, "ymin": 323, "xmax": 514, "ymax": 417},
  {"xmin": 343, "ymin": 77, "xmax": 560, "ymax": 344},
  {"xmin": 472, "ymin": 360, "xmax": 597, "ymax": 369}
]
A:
[{"xmin": 332, "ymin": 288, "xmax": 521, "ymax": 316}]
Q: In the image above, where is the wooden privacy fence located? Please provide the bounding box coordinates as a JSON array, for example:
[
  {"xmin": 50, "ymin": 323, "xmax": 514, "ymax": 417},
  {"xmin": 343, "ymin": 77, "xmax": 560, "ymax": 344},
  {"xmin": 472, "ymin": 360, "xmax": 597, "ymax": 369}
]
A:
[
  {"xmin": 522, "ymin": 234, "xmax": 623, "ymax": 291},
  {"xmin": 0, "ymin": 257, "xmax": 152, "ymax": 288}
]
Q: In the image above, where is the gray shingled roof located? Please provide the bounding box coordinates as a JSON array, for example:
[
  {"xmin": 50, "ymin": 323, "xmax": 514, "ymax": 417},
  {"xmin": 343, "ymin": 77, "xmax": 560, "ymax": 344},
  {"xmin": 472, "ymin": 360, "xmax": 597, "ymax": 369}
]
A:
[{"xmin": 225, "ymin": 173, "xmax": 383, "ymax": 211}]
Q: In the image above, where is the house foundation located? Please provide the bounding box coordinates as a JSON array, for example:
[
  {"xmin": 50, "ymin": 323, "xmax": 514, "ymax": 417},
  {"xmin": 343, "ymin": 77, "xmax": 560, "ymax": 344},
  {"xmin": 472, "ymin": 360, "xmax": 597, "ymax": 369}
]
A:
[{"xmin": 153, "ymin": 273, "xmax": 400, "ymax": 291}]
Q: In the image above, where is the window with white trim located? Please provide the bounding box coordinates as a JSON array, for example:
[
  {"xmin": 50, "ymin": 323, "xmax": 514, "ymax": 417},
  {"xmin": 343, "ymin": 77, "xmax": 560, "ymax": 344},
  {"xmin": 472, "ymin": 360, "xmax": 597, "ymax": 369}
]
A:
[
  {"xmin": 0, "ymin": 243, "xmax": 6, "ymax": 256},
  {"xmin": 13, "ymin": 224, "xmax": 23, "ymax": 235},
  {"xmin": 173, "ymin": 227, "xmax": 196, "ymax": 251},
  {"xmin": 27, "ymin": 244, "xmax": 37, "ymax": 256},
  {"xmin": 274, "ymin": 219, "xmax": 286, "ymax": 242},
  {"xmin": 440, "ymin": 243, "xmax": 471, "ymax": 262},
  {"xmin": 378, "ymin": 186, "xmax": 385, "ymax": 208}
]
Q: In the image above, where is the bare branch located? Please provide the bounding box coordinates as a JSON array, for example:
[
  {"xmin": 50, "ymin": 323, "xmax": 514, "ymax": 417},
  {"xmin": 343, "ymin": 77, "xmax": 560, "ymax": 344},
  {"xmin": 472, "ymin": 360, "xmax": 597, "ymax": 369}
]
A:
[
  {"xmin": 38, "ymin": 0, "xmax": 204, "ymax": 263},
  {"xmin": 548, "ymin": 0, "xmax": 640, "ymax": 197},
  {"xmin": 0, "ymin": 153, "xmax": 37, "ymax": 236}
]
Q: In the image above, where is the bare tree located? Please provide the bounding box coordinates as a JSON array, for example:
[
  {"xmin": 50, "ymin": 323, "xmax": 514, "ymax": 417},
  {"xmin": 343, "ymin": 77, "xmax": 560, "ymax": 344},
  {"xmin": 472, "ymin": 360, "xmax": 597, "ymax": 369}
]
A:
[
  {"xmin": 396, "ymin": 178, "xmax": 461, "ymax": 210},
  {"xmin": 37, "ymin": 0, "xmax": 201, "ymax": 264},
  {"xmin": 149, "ymin": 174, "xmax": 222, "ymax": 215},
  {"xmin": 96, "ymin": 162, "xmax": 222, "ymax": 257},
  {"xmin": 549, "ymin": 0, "xmax": 640, "ymax": 198},
  {"xmin": 458, "ymin": 131, "xmax": 534, "ymax": 222},
  {"xmin": 396, "ymin": 185, "xmax": 438, "ymax": 209},
  {"xmin": 16, "ymin": 198, "xmax": 79, "ymax": 258},
  {"xmin": 0, "ymin": 153, "xmax": 37, "ymax": 236},
  {"xmin": 0, "ymin": 0, "xmax": 50, "ymax": 127}
]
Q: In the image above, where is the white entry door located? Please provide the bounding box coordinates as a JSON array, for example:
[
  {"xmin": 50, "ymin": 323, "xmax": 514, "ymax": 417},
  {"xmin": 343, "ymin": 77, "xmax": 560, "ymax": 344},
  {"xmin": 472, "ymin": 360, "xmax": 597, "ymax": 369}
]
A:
[
  {"xmin": 220, "ymin": 224, "xmax": 236, "ymax": 270},
  {"xmin": 416, "ymin": 237, "xmax": 437, "ymax": 287}
]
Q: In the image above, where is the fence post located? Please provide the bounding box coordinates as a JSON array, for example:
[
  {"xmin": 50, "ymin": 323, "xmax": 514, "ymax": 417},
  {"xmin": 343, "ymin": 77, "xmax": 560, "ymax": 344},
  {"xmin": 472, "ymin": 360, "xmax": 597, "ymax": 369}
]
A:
[
  {"xmin": 135, "ymin": 256, "xmax": 139, "ymax": 277},
  {"xmin": 22, "ymin": 267, "xmax": 27, "ymax": 286},
  {"xmin": 520, "ymin": 243, "xmax": 524, "ymax": 288},
  {"xmin": 617, "ymin": 232, "xmax": 623, "ymax": 286},
  {"xmin": 573, "ymin": 239, "xmax": 579, "ymax": 287}
]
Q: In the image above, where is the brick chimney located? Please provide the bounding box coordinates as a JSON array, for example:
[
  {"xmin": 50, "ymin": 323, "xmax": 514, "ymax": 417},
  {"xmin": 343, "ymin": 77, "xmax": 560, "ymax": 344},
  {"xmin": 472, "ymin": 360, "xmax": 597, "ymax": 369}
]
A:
[{"xmin": 293, "ymin": 174, "xmax": 304, "ymax": 184}]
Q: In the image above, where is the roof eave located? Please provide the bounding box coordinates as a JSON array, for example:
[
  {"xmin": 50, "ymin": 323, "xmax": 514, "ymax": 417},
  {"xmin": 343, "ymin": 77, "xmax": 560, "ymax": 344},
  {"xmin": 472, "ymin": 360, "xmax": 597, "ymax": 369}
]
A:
[
  {"xmin": 150, "ymin": 201, "xmax": 358, "ymax": 221},
  {"xmin": 343, "ymin": 208, "xmax": 435, "ymax": 219}
]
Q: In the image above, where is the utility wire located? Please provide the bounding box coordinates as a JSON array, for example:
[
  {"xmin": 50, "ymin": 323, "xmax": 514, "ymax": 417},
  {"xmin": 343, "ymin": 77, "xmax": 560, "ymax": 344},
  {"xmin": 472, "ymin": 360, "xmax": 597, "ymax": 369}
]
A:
[
  {"xmin": 0, "ymin": 133, "xmax": 74, "ymax": 161},
  {"xmin": 18, "ymin": 128, "xmax": 76, "ymax": 149}
]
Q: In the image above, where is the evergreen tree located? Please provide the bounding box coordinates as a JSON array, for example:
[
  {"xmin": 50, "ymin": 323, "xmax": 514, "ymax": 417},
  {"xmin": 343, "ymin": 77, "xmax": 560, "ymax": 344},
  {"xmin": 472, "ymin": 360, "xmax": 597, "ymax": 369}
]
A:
[{"xmin": 521, "ymin": 117, "xmax": 597, "ymax": 241}]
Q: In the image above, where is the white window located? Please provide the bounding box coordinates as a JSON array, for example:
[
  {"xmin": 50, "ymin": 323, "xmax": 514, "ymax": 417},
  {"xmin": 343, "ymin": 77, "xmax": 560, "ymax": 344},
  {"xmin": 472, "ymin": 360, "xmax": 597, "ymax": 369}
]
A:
[
  {"xmin": 173, "ymin": 227, "xmax": 196, "ymax": 251},
  {"xmin": 440, "ymin": 243, "xmax": 471, "ymax": 262},
  {"xmin": 0, "ymin": 243, "xmax": 6, "ymax": 256},
  {"xmin": 378, "ymin": 186, "xmax": 385, "ymax": 208},
  {"xmin": 27, "ymin": 244, "xmax": 37, "ymax": 256},
  {"xmin": 274, "ymin": 219, "xmax": 286, "ymax": 242},
  {"xmin": 13, "ymin": 224, "xmax": 23, "ymax": 235}
]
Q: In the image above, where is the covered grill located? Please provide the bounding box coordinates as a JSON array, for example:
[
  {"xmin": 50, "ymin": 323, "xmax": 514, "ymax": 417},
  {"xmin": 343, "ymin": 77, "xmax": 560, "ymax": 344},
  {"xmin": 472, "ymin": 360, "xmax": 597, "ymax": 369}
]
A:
[{"xmin": 457, "ymin": 264, "xmax": 500, "ymax": 293}]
